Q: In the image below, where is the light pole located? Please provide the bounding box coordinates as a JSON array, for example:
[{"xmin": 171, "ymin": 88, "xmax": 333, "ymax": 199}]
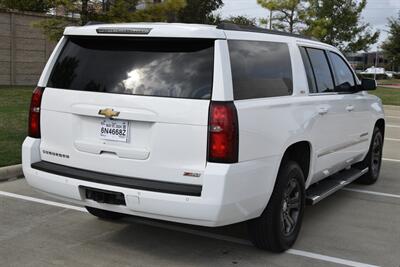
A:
[
  {"xmin": 374, "ymin": 45, "xmax": 379, "ymax": 80},
  {"xmin": 393, "ymin": 57, "xmax": 395, "ymax": 72},
  {"xmin": 269, "ymin": 9, "xmax": 273, "ymax": 30}
]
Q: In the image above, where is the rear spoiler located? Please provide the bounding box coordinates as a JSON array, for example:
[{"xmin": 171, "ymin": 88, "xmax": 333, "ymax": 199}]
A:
[{"xmin": 63, "ymin": 23, "xmax": 226, "ymax": 39}]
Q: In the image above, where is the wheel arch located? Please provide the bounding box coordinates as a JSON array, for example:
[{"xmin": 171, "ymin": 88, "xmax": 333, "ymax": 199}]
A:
[
  {"xmin": 280, "ymin": 141, "xmax": 312, "ymax": 184},
  {"xmin": 375, "ymin": 118, "xmax": 385, "ymax": 138}
]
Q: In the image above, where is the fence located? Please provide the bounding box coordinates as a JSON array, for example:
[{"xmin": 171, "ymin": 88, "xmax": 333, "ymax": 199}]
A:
[{"xmin": 0, "ymin": 10, "xmax": 56, "ymax": 86}]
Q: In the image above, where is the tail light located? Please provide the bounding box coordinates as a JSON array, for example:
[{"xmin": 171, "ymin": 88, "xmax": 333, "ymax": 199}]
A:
[
  {"xmin": 207, "ymin": 101, "xmax": 239, "ymax": 163},
  {"xmin": 28, "ymin": 87, "xmax": 44, "ymax": 138}
]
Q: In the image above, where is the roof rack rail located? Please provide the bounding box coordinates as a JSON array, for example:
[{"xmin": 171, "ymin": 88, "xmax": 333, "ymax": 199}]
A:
[
  {"xmin": 85, "ymin": 21, "xmax": 107, "ymax": 26},
  {"xmin": 216, "ymin": 22, "xmax": 313, "ymax": 40}
]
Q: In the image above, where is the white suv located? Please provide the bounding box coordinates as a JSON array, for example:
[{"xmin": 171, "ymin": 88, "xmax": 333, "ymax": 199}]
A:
[{"xmin": 22, "ymin": 23, "xmax": 385, "ymax": 252}]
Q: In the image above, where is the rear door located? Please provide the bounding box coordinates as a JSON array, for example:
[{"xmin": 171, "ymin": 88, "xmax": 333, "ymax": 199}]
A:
[
  {"xmin": 299, "ymin": 46, "xmax": 353, "ymax": 182},
  {"xmin": 40, "ymin": 36, "xmax": 215, "ymax": 185}
]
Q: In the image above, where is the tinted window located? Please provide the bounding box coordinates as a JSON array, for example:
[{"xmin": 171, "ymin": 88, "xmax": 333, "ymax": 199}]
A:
[
  {"xmin": 299, "ymin": 47, "xmax": 317, "ymax": 93},
  {"xmin": 306, "ymin": 48, "xmax": 334, "ymax": 93},
  {"xmin": 229, "ymin": 40, "xmax": 293, "ymax": 100},
  {"xmin": 48, "ymin": 37, "xmax": 214, "ymax": 99},
  {"xmin": 328, "ymin": 52, "xmax": 356, "ymax": 92}
]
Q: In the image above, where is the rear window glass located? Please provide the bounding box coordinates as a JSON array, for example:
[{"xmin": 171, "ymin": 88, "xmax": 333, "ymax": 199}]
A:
[
  {"xmin": 306, "ymin": 48, "xmax": 334, "ymax": 93},
  {"xmin": 299, "ymin": 47, "xmax": 317, "ymax": 93},
  {"xmin": 228, "ymin": 40, "xmax": 293, "ymax": 100},
  {"xmin": 48, "ymin": 37, "xmax": 215, "ymax": 99}
]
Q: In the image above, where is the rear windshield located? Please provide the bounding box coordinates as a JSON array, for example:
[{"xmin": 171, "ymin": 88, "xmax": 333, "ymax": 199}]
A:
[{"xmin": 48, "ymin": 37, "xmax": 215, "ymax": 99}]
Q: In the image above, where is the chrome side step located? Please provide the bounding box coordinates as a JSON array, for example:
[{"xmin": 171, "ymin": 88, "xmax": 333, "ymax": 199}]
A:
[{"xmin": 306, "ymin": 167, "xmax": 368, "ymax": 205}]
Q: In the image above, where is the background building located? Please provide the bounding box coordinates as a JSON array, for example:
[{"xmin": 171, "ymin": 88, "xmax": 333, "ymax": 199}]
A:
[{"xmin": 346, "ymin": 51, "xmax": 399, "ymax": 72}]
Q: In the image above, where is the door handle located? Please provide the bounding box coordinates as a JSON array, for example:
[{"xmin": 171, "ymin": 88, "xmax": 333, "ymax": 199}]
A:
[
  {"xmin": 346, "ymin": 105, "xmax": 354, "ymax": 112},
  {"xmin": 318, "ymin": 107, "xmax": 329, "ymax": 115}
]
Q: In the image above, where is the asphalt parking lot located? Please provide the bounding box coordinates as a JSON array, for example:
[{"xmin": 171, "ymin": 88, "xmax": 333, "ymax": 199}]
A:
[{"xmin": 0, "ymin": 107, "xmax": 399, "ymax": 267}]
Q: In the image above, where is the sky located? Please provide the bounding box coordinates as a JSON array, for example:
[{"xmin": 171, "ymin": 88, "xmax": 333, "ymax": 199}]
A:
[{"xmin": 219, "ymin": 0, "xmax": 400, "ymax": 51}]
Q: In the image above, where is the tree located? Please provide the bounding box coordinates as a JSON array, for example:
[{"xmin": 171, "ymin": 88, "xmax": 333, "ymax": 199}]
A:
[
  {"xmin": 131, "ymin": 0, "xmax": 185, "ymax": 22},
  {"xmin": 35, "ymin": 0, "xmax": 186, "ymax": 41},
  {"xmin": 257, "ymin": 0, "xmax": 304, "ymax": 33},
  {"xmin": 91, "ymin": 0, "xmax": 139, "ymax": 23},
  {"xmin": 224, "ymin": 15, "xmax": 256, "ymax": 26},
  {"xmin": 177, "ymin": 0, "xmax": 223, "ymax": 24},
  {"xmin": 381, "ymin": 12, "xmax": 400, "ymax": 70},
  {"xmin": 0, "ymin": 0, "xmax": 57, "ymax": 13},
  {"xmin": 303, "ymin": 0, "xmax": 379, "ymax": 53}
]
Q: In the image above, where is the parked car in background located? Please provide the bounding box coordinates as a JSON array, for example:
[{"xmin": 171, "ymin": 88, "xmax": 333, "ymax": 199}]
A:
[{"xmin": 360, "ymin": 66, "xmax": 394, "ymax": 78}]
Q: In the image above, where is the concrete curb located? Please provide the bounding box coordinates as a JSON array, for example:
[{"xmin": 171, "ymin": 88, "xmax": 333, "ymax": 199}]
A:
[
  {"xmin": 0, "ymin": 164, "xmax": 23, "ymax": 181},
  {"xmin": 383, "ymin": 105, "xmax": 400, "ymax": 111}
]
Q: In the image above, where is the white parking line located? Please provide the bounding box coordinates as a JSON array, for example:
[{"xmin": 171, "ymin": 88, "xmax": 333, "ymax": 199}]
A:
[
  {"xmin": 385, "ymin": 116, "xmax": 400, "ymax": 119},
  {"xmin": 387, "ymin": 124, "xmax": 400, "ymax": 128},
  {"xmin": 385, "ymin": 138, "xmax": 400, "ymax": 142},
  {"xmin": 0, "ymin": 191, "xmax": 87, "ymax": 212},
  {"xmin": 343, "ymin": 188, "xmax": 400, "ymax": 199},
  {"xmin": 383, "ymin": 158, "xmax": 400, "ymax": 163},
  {"xmin": 287, "ymin": 250, "xmax": 378, "ymax": 267},
  {"xmin": 0, "ymin": 190, "xmax": 380, "ymax": 267},
  {"xmin": 131, "ymin": 217, "xmax": 379, "ymax": 267}
]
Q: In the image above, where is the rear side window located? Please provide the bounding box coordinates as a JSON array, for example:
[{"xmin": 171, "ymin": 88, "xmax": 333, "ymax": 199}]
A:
[
  {"xmin": 306, "ymin": 48, "xmax": 334, "ymax": 93},
  {"xmin": 299, "ymin": 47, "xmax": 317, "ymax": 93},
  {"xmin": 48, "ymin": 37, "xmax": 214, "ymax": 99},
  {"xmin": 228, "ymin": 40, "xmax": 293, "ymax": 100},
  {"xmin": 328, "ymin": 51, "xmax": 356, "ymax": 92}
]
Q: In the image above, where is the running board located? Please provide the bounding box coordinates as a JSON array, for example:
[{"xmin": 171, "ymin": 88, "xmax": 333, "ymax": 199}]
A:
[{"xmin": 306, "ymin": 167, "xmax": 368, "ymax": 205}]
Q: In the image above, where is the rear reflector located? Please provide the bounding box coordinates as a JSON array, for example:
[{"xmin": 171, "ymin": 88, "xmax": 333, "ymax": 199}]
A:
[
  {"xmin": 207, "ymin": 101, "xmax": 239, "ymax": 163},
  {"xmin": 28, "ymin": 87, "xmax": 44, "ymax": 138}
]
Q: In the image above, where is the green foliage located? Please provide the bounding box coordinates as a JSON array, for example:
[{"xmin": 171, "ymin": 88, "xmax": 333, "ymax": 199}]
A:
[
  {"xmin": 369, "ymin": 86, "xmax": 400, "ymax": 106},
  {"xmin": 34, "ymin": 17, "xmax": 76, "ymax": 42},
  {"xmin": 381, "ymin": 12, "xmax": 400, "ymax": 69},
  {"xmin": 35, "ymin": 0, "xmax": 187, "ymax": 41},
  {"xmin": 92, "ymin": 0, "xmax": 186, "ymax": 23},
  {"xmin": 0, "ymin": 0, "xmax": 56, "ymax": 12},
  {"xmin": 32, "ymin": 0, "xmax": 77, "ymax": 41},
  {"xmin": 132, "ymin": 0, "xmax": 186, "ymax": 22},
  {"xmin": 0, "ymin": 86, "xmax": 33, "ymax": 167},
  {"xmin": 177, "ymin": 0, "xmax": 223, "ymax": 24},
  {"xmin": 303, "ymin": 0, "xmax": 379, "ymax": 53},
  {"xmin": 207, "ymin": 13, "xmax": 223, "ymax": 25},
  {"xmin": 257, "ymin": 0, "xmax": 304, "ymax": 33},
  {"xmin": 223, "ymin": 15, "xmax": 256, "ymax": 26},
  {"xmin": 90, "ymin": 0, "xmax": 138, "ymax": 23}
]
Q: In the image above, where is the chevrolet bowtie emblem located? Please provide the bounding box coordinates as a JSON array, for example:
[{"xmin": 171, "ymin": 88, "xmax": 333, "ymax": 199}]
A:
[{"xmin": 98, "ymin": 108, "xmax": 120, "ymax": 118}]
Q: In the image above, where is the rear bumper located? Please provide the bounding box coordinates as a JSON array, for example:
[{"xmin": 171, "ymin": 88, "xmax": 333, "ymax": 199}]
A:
[
  {"xmin": 22, "ymin": 137, "xmax": 280, "ymax": 227},
  {"xmin": 31, "ymin": 161, "xmax": 202, "ymax": 197}
]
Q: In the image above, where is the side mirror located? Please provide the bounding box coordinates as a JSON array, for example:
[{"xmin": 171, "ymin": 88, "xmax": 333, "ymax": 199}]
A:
[{"xmin": 360, "ymin": 78, "xmax": 377, "ymax": 91}]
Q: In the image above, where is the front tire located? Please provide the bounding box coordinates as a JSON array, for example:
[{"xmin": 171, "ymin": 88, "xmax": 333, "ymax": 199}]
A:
[
  {"xmin": 247, "ymin": 160, "xmax": 305, "ymax": 252},
  {"xmin": 85, "ymin": 206, "xmax": 125, "ymax": 220},
  {"xmin": 355, "ymin": 127, "xmax": 383, "ymax": 185}
]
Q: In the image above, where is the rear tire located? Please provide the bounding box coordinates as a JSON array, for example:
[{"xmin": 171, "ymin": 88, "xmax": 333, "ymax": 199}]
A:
[
  {"xmin": 247, "ymin": 160, "xmax": 305, "ymax": 252},
  {"xmin": 354, "ymin": 127, "xmax": 383, "ymax": 185},
  {"xmin": 85, "ymin": 206, "xmax": 125, "ymax": 220}
]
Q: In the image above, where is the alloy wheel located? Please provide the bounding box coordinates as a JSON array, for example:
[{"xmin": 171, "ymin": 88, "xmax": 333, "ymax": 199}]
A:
[
  {"xmin": 371, "ymin": 133, "xmax": 382, "ymax": 178},
  {"xmin": 281, "ymin": 178, "xmax": 301, "ymax": 236}
]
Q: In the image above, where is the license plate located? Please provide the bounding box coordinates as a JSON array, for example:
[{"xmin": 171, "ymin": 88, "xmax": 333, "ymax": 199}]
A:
[{"xmin": 99, "ymin": 119, "xmax": 129, "ymax": 142}]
